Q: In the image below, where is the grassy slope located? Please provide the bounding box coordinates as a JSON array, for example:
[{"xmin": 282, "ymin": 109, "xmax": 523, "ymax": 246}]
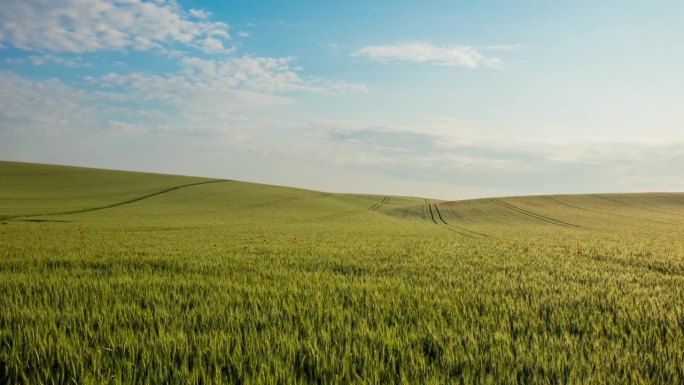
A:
[
  {"xmin": 1, "ymin": 160, "xmax": 684, "ymax": 384},
  {"xmin": 0, "ymin": 161, "xmax": 210, "ymax": 219}
]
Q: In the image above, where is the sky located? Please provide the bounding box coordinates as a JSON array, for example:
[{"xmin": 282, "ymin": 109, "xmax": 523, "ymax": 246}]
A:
[{"xmin": 1, "ymin": 0, "xmax": 683, "ymax": 199}]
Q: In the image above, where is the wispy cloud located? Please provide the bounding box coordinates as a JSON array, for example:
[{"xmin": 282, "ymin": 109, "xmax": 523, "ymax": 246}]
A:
[
  {"xmin": 2, "ymin": 68, "xmax": 682, "ymax": 197},
  {"xmin": 0, "ymin": 0, "xmax": 232, "ymax": 53},
  {"xmin": 0, "ymin": 51, "xmax": 366, "ymax": 138},
  {"xmin": 5, "ymin": 54, "xmax": 90, "ymax": 68},
  {"xmin": 354, "ymin": 42, "xmax": 505, "ymax": 69},
  {"xmin": 177, "ymin": 56, "xmax": 366, "ymax": 94},
  {"xmin": 272, "ymin": 120, "xmax": 684, "ymax": 195},
  {"xmin": 0, "ymin": 72, "xmax": 94, "ymax": 136}
]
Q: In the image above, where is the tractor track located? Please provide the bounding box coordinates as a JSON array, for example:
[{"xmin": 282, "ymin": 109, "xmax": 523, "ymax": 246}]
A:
[
  {"xmin": 296, "ymin": 195, "xmax": 391, "ymax": 223},
  {"xmin": 593, "ymin": 195, "xmax": 629, "ymax": 207},
  {"xmin": 592, "ymin": 195, "xmax": 675, "ymax": 216},
  {"xmin": 423, "ymin": 199, "xmax": 493, "ymax": 239},
  {"xmin": 368, "ymin": 196, "xmax": 391, "ymax": 211},
  {"xmin": 544, "ymin": 196, "xmax": 592, "ymax": 212},
  {"xmin": 1, "ymin": 179, "xmax": 228, "ymax": 221},
  {"xmin": 433, "ymin": 202, "xmax": 448, "ymax": 225},
  {"xmin": 489, "ymin": 198, "xmax": 579, "ymax": 227},
  {"xmin": 430, "ymin": 200, "xmax": 492, "ymax": 238},
  {"xmin": 425, "ymin": 198, "xmax": 438, "ymax": 224},
  {"xmin": 545, "ymin": 196, "xmax": 678, "ymax": 226}
]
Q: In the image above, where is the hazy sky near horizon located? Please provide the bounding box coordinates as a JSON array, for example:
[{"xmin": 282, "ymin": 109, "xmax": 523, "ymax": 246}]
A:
[{"xmin": 1, "ymin": 0, "xmax": 683, "ymax": 199}]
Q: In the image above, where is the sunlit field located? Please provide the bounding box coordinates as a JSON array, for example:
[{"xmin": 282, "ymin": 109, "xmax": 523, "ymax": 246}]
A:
[{"xmin": 1, "ymin": 160, "xmax": 684, "ymax": 384}]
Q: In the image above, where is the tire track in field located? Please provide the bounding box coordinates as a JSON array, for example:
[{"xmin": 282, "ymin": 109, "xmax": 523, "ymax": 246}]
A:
[
  {"xmin": 304, "ymin": 195, "xmax": 389, "ymax": 222},
  {"xmin": 425, "ymin": 198, "xmax": 438, "ymax": 224},
  {"xmin": 295, "ymin": 195, "xmax": 389, "ymax": 222},
  {"xmin": 592, "ymin": 194, "xmax": 675, "ymax": 216},
  {"xmin": 368, "ymin": 196, "xmax": 391, "ymax": 211},
  {"xmin": 423, "ymin": 199, "xmax": 488, "ymax": 239},
  {"xmin": 2, "ymin": 179, "xmax": 228, "ymax": 221},
  {"xmin": 429, "ymin": 200, "xmax": 492, "ymax": 239},
  {"xmin": 489, "ymin": 198, "xmax": 580, "ymax": 227},
  {"xmin": 544, "ymin": 196, "xmax": 592, "ymax": 212},
  {"xmin": 433, "ymin": 202, "xmax": 448, "ymax": 225},
  {"xmin": 544, "ymin": 196, "xmax": 677, "ymax": 226},
  {"xmin": 594, "ymin": 195, "xmax": 625, "ymax": 206}
]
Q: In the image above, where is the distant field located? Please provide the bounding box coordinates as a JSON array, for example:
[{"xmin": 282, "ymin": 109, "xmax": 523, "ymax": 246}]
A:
[{"xmin": 1, "ymin": 160, "xmax": 683, "ymax": 384}]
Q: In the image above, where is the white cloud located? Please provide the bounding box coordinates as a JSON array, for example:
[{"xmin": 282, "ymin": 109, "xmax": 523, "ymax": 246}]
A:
[
  {"xmin": 0, "ymin": 68, "xmax": 295, "ymax": 140},
  {"xmin": 201, "ymin": 36, "xmax": 232, "ymax": 53},
  {"xmin": 96, "ymin": 71, "xmax": 295, "ymax": 119},
  {"xmin": 0, "ymin": 50, "xmax": 366, "ymax": 139},
  {"xmin": 238, "ymin": 31, "xmax": 250, "ymax": 38},
  {"xmin": 177, "ymin": 56, "xmax": 365, "ymax": 94},
  {"xmin": 81, "ymin": 56, "xmax": 366, "ymax": 136},
  {"xmin": 355, "ymin": 42, "xmax": 504, "ymax": 69},
  {"xmin": 5, "ymin": 54, "xmax": 90, "ymax": 67},
  {"xmin": 180, "ymin": 56, "xmax": 303, "ymax": 93},
  {"xmin": 0, "ymin": 72, "xmax": 93, "ymax": 136},
  {"xmin": 189, "ymin": 9, "xmax": 211, "ymax": 19},
  {"xmin": 0, "ymin": 0, "xmax": 232, "ymax": 53},
  {"xmin": 2, "ymin": 71, "xmax": 683, "ymax": 197}
]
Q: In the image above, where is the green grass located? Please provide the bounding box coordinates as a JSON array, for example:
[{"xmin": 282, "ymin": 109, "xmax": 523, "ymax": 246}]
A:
[{"xmin": 1, "ymin": 160, "xmax": 684, "ymax": 384}]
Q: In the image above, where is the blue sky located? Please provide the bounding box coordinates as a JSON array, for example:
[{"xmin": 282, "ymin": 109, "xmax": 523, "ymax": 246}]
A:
[{"xmin": 1, "ymin": 0, "xmax": 683, "ymax": 199}]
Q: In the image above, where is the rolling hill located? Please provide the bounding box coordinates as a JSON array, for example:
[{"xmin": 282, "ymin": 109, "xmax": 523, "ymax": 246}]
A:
[
  {"xmin": 1, "ymin": 160, "xmax": 683, "ymax": 384},
  {"xmin": 2, "ymin": 160, "xmax": 682, "ymax": 239}
]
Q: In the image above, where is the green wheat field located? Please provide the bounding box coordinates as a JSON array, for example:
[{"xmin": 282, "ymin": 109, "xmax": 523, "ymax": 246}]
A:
[{"xmin": 1, "ymin": 160, "xmax": 683, "ymax": 384}]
